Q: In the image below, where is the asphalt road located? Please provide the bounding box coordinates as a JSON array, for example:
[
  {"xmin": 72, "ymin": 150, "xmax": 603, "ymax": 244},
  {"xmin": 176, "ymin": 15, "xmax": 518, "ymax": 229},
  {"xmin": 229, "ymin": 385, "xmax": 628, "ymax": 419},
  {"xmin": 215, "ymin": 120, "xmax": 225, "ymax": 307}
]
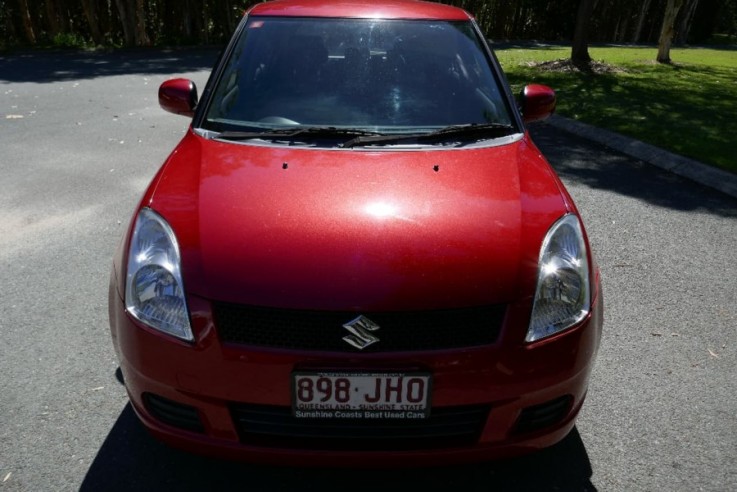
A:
[{"xmin": 1, "ymin": 49, "xmax": 736, "ymax": 492}]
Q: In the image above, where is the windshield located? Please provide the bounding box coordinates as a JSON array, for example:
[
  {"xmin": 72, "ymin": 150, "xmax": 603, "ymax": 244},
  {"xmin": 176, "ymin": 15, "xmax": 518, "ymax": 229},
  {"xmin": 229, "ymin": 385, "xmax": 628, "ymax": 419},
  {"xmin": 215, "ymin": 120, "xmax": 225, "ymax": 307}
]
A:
[{"xmin": 203, "ymin": 16, "xmax": 514, "ymax": 140}]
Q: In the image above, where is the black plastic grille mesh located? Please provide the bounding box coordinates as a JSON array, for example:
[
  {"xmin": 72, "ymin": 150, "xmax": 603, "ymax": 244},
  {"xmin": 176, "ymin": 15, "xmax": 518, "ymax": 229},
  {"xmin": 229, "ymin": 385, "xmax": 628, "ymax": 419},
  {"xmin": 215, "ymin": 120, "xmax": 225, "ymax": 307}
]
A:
[
  {"xmin": 213, "ymin": 303, "xmax": 506, "ymax": 352},
  {"xmin": 230, "ymin": 403, "xmax": 490, "ymax": 451}
]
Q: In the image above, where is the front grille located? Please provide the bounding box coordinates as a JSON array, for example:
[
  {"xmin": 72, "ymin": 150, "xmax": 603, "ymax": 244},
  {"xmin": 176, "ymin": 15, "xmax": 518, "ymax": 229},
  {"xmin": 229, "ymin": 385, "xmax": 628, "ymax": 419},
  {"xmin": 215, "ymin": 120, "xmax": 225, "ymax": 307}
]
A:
[
  {"xmin": 143, "ymin": 393, "xmax": 204, "ymax": 433},
  {"xmin": 230, "ymin": 403, "xmax": 490, "ymax": 451},
  {"xmin": 514, "ymin": 396, "xmax": 572, "ymax": 435},
  {"xmin": 213, "ymin": 303, "xmax": 506, "ymax": 352}
]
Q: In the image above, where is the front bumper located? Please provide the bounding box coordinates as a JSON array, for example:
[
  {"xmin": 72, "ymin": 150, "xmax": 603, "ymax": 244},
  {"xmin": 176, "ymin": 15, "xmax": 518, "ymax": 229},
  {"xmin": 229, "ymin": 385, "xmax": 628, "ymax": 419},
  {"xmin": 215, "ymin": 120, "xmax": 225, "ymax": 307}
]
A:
[{"xmin": 109, "ymin": 282, "xmax": 603, "ymax": 467}]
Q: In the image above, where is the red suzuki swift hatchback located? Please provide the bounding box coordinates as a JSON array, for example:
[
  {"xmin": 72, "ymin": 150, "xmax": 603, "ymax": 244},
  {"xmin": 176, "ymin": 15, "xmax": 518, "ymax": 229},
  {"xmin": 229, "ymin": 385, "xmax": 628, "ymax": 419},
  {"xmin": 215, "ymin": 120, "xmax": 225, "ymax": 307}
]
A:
[{"xmin": 108, "ymin": 0, "xmax": 603, "ymax": 466}]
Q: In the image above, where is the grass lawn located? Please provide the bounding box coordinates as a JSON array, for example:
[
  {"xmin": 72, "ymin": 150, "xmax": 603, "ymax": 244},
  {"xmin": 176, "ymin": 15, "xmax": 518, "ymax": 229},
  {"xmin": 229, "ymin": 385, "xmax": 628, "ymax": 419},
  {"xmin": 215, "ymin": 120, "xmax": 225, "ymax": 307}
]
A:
[{"xmin": 494, "ymin": 45, "xmax": 737, "ymax": 174}]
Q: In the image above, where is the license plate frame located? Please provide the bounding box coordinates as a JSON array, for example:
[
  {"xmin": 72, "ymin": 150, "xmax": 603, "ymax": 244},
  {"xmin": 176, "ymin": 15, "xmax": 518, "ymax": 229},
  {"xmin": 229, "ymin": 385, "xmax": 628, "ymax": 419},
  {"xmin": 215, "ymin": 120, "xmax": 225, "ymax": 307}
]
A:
[{"xmin": 291, "ymin": 371, "xmax": 432, "ymax": 419}]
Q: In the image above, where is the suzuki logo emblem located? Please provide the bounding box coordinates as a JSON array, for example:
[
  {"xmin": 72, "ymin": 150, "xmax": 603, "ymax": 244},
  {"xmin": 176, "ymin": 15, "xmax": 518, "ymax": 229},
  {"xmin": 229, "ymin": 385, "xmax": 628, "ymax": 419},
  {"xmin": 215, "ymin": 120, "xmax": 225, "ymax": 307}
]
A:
[{"xmin": 342, "ymin": 315, "xmax": 380, "ymax": 350}]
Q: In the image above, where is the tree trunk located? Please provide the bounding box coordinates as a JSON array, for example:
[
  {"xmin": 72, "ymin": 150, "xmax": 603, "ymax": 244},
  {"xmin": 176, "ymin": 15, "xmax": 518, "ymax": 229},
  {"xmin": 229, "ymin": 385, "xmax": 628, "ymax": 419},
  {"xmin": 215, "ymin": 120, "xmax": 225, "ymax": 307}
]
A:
[
  {"xmin": 97, "ymin": 0, "xmax": 115, "ymax": 43},
  {"xmin": 511, "ymin": 2, "xmax": 525, "ymax": 38},
  {"xmin": 46, "ymin": 0, "xmax": 62, "ymax": 37},
  {"xmin": 134, "ymin": 0, "xmax": 150, "ymax": 46},
  {"xmin": 5, "ymin": 7, "xmax": 19, "ymax": 43},
  {"xmin": 617, "ymin": 18, "xmax": 630, "ymax": 43},
  {"xmin": 82, "ymin": 0, "xmax": 104, "ymax": 45},
  {"xmin": 632, "ymin": 0, "xmax": 653, "ymax": 43},
  {"xmin": 657, "ymin": 0, "xmax": 686, "ymax": 63},
  {"xmin": 60, "ymin": 0, "xmax": 71, "ymax": 32},
  {"xmin": 114, "ymin": 0, "xmax": 136, "ymax": 46},
  {"xmin": 182, "ymin": 0, "xmax": 193, "ymax": 40},
  {"xmin": 571, "ymin": 0, "xmax": 595, "ymax": 65},
  {"xmin": 189, "ymin": 0, "xmax": 208, "ymax": 44},
  {"xmin": 676, "ymin": 0, "xmax": 700, "ymax": 45},
  {"xmin": 201, "ymin": 1, "xmax": 210, "ymax": 44},
  {"xmin": 17, "ymin": 0, "xmax": 36, "ymax": 44},
  {"xmin": 493, "ymin": 0, "xmax": 511, "ymax": 39},
  {"xmin": 223, "ymin": 0, "xmax": 235, "ymax": 37}
]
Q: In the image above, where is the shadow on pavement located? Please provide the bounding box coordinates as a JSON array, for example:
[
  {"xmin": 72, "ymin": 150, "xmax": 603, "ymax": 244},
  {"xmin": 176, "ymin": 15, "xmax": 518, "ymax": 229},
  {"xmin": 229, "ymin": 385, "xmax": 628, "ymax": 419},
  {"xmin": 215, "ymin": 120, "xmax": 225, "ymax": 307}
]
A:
[
  {"xmin": 530, "ymin": 124, "xmax": 737, "ymax": 217},
  {"xmin": 81, "ymin": 404, "xmax": 596, "ymax": 492},
  {"xmin": 0, "ymin": 48, "xmax": 220, "ymax": 83}
]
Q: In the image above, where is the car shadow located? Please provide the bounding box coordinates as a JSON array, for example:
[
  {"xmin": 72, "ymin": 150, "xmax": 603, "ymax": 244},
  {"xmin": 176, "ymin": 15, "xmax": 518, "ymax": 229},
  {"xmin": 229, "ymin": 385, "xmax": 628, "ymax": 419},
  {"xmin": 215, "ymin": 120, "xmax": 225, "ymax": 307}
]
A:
[
  {"xmin": 530, "ymin": 124, "xmax": 737, "ymax": 218},
  {"xmin": 81, "ymin": 403, "xmax": 596, "ymax": 491},
  {"xmin": 0, "ymin": 48, "xmax": 221, "ymax": 83}
]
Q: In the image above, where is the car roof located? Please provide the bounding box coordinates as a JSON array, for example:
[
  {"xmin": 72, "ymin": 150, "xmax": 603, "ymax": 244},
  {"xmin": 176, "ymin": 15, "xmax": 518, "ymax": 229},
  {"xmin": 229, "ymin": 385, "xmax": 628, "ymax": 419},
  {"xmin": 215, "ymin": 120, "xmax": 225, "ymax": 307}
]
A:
[{"xmin": 247, "ymin": 0, "xmax": 472, "ymax": 21}]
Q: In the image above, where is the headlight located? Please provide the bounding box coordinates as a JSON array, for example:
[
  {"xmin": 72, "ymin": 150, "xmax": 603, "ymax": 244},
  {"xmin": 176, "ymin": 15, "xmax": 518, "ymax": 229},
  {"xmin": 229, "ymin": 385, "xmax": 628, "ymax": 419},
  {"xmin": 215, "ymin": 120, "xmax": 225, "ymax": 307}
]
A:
[
  {"xmin": 125, "ymin": 208, "xmax": 193, "ymax": 342},
  {"xmin": 526, "ymin": 214, "xmax": 590, "ymax": 342}
]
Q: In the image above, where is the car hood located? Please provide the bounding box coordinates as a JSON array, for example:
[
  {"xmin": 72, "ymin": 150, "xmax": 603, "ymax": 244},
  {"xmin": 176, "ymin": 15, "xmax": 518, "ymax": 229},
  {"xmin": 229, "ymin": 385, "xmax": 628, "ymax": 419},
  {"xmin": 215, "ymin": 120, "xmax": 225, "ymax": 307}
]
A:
[{"xmin": 147, "ymin": 131, "xmax": 570, "ymax": 311}]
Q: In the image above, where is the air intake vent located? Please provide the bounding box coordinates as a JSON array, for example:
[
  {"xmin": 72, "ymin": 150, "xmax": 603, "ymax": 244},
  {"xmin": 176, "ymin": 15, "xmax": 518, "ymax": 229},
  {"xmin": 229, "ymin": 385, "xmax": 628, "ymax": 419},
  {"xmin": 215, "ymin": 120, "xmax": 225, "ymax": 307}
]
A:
[
  {"xmin": 230, "ymin": 403, "xmax": 490, "ymax": 451},
  {"xmin": 514, "ymin": 396, "xmax": 572, "ymax": 435},
  {"xmin": 143, "ymin": 393, "xmax": 204, "ymax": 433}
]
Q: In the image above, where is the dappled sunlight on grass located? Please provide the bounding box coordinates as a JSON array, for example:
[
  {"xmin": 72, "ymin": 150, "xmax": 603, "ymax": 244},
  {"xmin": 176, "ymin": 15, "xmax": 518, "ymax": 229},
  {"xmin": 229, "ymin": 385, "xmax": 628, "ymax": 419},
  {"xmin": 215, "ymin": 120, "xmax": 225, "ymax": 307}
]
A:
[{"xmin": 496, "ymin": 46, "xmax": 737, "ymax": 173}]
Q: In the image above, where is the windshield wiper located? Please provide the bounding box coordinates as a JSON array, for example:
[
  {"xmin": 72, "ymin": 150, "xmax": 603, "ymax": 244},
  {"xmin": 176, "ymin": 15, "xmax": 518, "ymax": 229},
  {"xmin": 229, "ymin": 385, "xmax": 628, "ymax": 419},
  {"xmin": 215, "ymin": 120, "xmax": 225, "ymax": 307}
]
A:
[
  {"xmin": 215, "ymin": 127, "xmax": 381, "ymax": 142},
  {"xmin": 422, "ymin": 123, "xmax": 516, "ymax": 139},
  {"xmin": 340, "ymin": 123, "xmax": 516, "ymax": 148}
]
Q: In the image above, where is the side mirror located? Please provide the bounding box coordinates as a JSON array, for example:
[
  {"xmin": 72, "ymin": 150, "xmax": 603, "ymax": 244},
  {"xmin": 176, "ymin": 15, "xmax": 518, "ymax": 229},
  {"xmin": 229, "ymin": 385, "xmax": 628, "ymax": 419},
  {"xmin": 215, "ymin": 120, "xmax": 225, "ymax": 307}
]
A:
[
  {"xmin": 519, "ymin": 84, "xmax": 556, "ymax": 124},
  {"xmin": 159, "ymin": 78, "xmax": 198, "ymax": 117}
]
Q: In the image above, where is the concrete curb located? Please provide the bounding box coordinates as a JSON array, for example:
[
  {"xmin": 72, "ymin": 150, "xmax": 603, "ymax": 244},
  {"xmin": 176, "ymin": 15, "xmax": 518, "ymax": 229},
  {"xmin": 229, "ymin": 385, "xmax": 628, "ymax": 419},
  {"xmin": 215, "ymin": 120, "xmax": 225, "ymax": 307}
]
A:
[{"xmin": 546, "ymin": 114, "xmax": 737, "ymax": 200}]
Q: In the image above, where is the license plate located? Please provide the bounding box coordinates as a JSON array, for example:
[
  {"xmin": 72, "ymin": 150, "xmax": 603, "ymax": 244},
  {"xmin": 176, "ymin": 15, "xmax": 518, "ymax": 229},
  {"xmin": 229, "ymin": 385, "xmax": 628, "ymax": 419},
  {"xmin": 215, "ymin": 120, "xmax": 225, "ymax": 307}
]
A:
[{"xmin": 292, "ymin": 372, "xmax": 431, "ymax": 419}]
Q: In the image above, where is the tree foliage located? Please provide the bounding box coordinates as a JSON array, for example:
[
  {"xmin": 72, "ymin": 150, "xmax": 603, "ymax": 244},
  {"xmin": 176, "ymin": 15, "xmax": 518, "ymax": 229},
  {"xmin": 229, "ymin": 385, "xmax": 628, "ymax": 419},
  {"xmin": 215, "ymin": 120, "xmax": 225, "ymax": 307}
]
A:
[
  {"xmin": 1, "ymin": 0, "xmax": 259, "ymax": 47},
  {"xmin": 0, "ymin": 0, "xmax": 734, "ymax": 49}
]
